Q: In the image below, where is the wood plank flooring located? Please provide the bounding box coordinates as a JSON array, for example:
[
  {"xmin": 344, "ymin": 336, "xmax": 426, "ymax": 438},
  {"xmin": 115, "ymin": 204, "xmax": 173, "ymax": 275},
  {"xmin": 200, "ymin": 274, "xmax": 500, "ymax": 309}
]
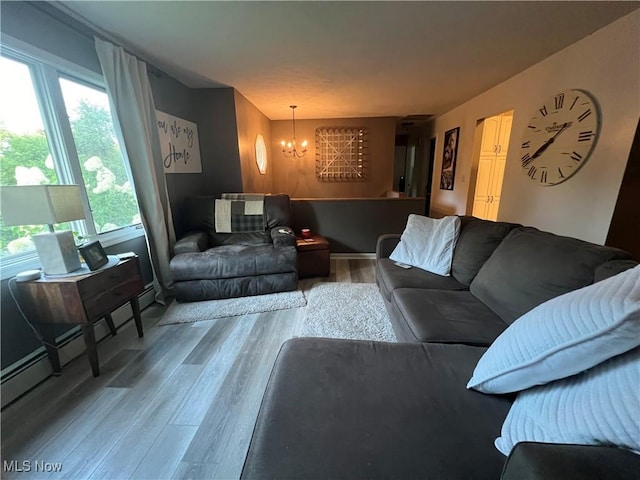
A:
[{"xmin": 1, "ymin": 259, "xmax": 376, "ymax": 480}]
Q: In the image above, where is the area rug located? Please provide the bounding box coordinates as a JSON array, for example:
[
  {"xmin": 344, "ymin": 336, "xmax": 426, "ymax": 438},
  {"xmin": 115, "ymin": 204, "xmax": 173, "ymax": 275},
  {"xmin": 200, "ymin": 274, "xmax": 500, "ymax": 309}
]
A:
[
  {"xmin": 299, "ymin": 283, "xmax": 396, "ymax": 342},
  {"xmin": 158, "ymin": 290, "xmax": 307, "ymax": 325}
]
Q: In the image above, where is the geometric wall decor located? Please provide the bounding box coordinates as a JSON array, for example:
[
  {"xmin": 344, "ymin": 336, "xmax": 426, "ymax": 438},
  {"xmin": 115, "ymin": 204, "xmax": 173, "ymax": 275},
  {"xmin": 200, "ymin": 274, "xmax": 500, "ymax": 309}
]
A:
[{"xmin": 315, "ymin": 127, "xmax": 368, "ymax": 181}]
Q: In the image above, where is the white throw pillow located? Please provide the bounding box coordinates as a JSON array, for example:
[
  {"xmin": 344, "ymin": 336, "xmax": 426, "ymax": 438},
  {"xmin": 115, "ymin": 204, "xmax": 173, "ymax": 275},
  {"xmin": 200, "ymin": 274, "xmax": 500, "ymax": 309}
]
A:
[
  {"xmin": 389, "ymin": 215, "xmax": 461, "ymax": 276},
  {"xmin": 467, "ymin": 265, "xmax": 640, "ymax": 394},
  {"xmin": 495, "ymin": 346, "xmax": 640, "ymax": 456}
]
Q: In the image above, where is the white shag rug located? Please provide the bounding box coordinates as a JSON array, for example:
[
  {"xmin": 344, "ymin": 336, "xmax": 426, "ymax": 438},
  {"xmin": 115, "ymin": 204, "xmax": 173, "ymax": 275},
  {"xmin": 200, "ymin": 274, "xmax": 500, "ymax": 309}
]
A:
[
  {"xmin": 300, "ymin": 283, "xmax": 396, "ymax": 342},
  {"xmin": 158, "ymin": 289, "xmax": 307, "ymax": 325}
]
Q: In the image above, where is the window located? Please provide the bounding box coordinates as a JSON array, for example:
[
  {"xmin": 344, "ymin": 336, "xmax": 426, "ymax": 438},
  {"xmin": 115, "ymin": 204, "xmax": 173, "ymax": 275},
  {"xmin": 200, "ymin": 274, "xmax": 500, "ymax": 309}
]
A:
[
  {"xmin": 0, "ymin": 56, "xmax": 61, "ymax": 255},
  {"xmin": 0, "ymin": 43, "xmax": 141, "ymax": 271},
  {"xmin": 59, "ymin": 78, "xmax": 139, "ymax": 233}
]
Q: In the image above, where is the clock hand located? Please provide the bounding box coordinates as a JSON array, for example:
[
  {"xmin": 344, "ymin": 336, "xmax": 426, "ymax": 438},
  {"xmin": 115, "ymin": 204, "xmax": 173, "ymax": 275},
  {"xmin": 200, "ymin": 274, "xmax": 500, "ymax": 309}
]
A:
[{"xmin": 531, "ymin": 122, "xmax": 569, "ymax": 159}]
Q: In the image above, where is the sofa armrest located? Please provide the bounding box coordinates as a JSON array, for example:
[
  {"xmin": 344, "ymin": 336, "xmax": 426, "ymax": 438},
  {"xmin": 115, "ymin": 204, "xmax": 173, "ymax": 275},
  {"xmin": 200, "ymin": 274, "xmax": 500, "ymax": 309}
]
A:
[
  {"xmin": 173, "ymin": 231, "xmax": 208, "ymax": 255},
  {"xmin": 501, "ymin": 442, "xmax": 640, "ymax": 480},
  {"xmin": 376, "ymin": 234, "xmax": 401, "ymax": 260},
  {"xmin": 271, "ymin": 227, "xmax": 296, "ymax": 248}
]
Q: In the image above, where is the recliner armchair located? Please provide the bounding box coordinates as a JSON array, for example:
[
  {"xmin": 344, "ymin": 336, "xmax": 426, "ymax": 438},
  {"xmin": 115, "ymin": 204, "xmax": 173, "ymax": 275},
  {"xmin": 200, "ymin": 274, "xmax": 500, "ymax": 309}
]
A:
[{"xmin": 170, "ymin": 194, "xmax": 298, "ymax": 302}]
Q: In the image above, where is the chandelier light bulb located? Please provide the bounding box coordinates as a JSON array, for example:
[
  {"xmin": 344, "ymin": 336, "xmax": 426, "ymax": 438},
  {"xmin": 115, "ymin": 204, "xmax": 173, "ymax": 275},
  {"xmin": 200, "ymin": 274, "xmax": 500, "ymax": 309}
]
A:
[{"xmin": 281, "ymin": 105, "xmax": 308, "ymax": 158}]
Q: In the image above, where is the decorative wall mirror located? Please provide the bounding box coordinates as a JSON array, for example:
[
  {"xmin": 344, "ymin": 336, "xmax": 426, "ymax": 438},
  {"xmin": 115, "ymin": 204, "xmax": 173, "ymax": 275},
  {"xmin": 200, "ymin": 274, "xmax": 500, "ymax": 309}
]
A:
[{"xmin": 255, "ymin": 134, "xmax": 267, "ymax": 174}]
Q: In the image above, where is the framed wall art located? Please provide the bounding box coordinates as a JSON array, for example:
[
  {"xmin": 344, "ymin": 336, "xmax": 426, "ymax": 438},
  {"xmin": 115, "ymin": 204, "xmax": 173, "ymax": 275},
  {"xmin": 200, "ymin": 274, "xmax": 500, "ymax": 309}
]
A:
[
  {"xmin": 439, "ymin": 127, "xmax": 459, "ymax": 190},
  {"xmin": 156, "ymin": 110, "xmax": 202, "ymax": 174}
]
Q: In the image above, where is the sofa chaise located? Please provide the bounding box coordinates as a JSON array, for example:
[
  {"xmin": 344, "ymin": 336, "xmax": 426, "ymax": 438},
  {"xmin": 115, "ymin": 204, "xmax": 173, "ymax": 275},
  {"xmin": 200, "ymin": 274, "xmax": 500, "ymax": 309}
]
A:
[
  {"xmin": 170, "ymin": 194, "xmax": 297, "ymax": 302},
  {"xmin": 240, "ymin": 216, "xmax": 639, "ymax": 479}
]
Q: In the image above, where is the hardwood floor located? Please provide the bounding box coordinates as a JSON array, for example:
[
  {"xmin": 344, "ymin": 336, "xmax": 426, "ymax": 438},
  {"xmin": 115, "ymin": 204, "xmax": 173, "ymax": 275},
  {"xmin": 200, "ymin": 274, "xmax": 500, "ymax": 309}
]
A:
[{"xmin": 1, "ymin": 259, "xmax": 376, "ymax": 480}]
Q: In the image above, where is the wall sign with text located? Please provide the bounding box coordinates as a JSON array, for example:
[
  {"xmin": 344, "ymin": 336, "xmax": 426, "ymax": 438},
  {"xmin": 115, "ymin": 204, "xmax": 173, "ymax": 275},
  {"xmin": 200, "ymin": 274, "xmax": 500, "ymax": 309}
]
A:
[{"xmin": 156, "ymin": 110, "xmax": 202, "ymax": 173}]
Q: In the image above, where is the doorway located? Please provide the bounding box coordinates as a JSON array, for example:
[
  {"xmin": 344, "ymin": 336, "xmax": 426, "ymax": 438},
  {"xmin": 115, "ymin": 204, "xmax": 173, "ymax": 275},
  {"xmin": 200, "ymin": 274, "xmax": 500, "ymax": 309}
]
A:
[
  {"xmin": 392, "ymin": 119, "xmax": 436, "ymax": 215},
  {"xmin": 470, "ymin": 110, "xmax": 513, "ymax": 221},
  {"xmin": 425, "ymin": 137, "xmax": 436, "ymax": 215}
]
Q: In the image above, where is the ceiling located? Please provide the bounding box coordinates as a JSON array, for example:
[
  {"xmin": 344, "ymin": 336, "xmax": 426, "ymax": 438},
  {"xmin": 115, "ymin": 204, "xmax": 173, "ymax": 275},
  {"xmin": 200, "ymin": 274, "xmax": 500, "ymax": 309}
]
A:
[{"xmin": 54, "ymin": 1, "xmax": 639, "ymax": 120}]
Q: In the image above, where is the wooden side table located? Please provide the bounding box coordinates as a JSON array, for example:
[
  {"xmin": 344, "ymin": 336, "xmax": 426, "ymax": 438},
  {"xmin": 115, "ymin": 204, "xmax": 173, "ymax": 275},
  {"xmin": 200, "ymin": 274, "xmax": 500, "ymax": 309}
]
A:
[
  {"xmin": 296, "ymin": 235, "xmax": 330, "ymax": 278},
  {"xmin": 16, "ymin": 257, "xmax": 145, "ymax": 377}
]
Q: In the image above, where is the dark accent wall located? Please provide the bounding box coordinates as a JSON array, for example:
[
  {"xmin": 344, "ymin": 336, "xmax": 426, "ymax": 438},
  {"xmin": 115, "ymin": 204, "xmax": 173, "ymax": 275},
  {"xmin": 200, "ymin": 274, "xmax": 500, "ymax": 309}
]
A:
[
  {"xmin": 169, "ymin": 88, "xmax": 244, "ymax": 237},
  {"xmin": 291, "ymin": 198, "xmax": 426, "ymax": 253}
]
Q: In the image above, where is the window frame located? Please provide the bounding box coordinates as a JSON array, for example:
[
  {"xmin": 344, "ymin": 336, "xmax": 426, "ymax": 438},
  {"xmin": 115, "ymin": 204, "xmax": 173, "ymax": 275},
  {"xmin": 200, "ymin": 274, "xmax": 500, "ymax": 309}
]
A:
[{"xmin": 0, "ymin": 35, "xmax": 143, "ymax": 280}]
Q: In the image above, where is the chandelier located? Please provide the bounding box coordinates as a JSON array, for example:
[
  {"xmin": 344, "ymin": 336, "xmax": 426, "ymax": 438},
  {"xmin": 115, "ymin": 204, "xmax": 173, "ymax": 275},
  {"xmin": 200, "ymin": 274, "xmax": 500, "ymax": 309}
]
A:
[{"xmin": 280, "ymin": 105, "xmax": 308, "ymax": 158}]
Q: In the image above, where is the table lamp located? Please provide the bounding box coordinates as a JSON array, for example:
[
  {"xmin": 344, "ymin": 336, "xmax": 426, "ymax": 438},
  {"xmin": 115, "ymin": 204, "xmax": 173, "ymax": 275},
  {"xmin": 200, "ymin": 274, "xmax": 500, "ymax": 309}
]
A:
[{"xmin": 0, "ymin": 185, "xmax": 85, "ymax": 274}]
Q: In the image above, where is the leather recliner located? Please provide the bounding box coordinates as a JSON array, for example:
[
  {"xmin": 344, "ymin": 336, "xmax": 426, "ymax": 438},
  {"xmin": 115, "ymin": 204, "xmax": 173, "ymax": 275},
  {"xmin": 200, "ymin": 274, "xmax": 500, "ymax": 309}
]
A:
[{"xmin": 170, "ymin": 194, "xmax": 298, "ymax": 302}]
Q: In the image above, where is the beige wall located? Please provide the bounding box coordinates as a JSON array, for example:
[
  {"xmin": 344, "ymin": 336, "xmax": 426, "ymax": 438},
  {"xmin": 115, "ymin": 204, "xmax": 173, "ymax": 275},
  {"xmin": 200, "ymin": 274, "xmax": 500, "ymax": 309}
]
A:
[
  {"xmin": 234, "ymin": 90, "xmax": 276, "ymax": 193},
  {"xmin": 428, "ymin": 10, "xmax": 640, "ymax": 244},
  {"xmin": 270, "ymin": 116, "xmax": 396, "ymax": 198}
]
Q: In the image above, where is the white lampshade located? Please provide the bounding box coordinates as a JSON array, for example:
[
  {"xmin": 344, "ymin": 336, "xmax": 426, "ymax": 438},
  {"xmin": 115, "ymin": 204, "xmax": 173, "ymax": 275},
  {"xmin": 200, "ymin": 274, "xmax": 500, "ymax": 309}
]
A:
[
  {"xmin": 0, "ymin": 185, "xmax": 85, "ymax": 274},
  {"xmin": 0, "ymin": 185, "xmax": 85, "ymax": 227}
]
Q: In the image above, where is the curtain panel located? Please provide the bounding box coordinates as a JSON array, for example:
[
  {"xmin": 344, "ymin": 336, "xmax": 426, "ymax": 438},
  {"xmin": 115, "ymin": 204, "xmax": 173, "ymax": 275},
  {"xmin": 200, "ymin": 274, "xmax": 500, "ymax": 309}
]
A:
[{"xmin": 94, "ymin": 37, "xmax": 175, "ymax": 304}]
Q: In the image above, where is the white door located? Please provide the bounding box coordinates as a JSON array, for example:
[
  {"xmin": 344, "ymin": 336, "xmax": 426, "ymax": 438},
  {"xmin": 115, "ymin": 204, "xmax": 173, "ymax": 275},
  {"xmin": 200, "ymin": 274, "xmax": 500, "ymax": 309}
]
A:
[{"xmin": 471, "ymin": 112, "xmax": 513, "ymax": 220}]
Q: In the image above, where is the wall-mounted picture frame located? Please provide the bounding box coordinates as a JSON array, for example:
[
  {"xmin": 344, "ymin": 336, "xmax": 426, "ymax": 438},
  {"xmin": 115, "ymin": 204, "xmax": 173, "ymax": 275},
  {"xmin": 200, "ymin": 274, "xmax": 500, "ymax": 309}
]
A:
[
  {"xmin": 78, "ymin": 241, "xmax": 108, "ymax": 271},
  {"xmin": 439, "ymin": 127, "xmax": 460, "ymax": 190}
]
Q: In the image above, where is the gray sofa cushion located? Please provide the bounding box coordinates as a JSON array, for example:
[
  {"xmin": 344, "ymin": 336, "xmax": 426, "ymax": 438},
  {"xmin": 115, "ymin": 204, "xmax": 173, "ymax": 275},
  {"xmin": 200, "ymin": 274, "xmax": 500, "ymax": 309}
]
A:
[
  {"xmin": 594, "ymin": 259, "xmax": 639, "ymax": 282},
  {"xmin": 391, "ymin": 289, "xmax": 508, "ymax": 345},
  {"xmin": 500, "ymin": 442, "xmax": 640, "ymax": 480},
  {"xmin": 451, "ymin": 216, "xmax": 519, "ymax": 286},
  {"xmin": 264, "ymin": 193, "xmax": 293, "ymax": 228},
  {"xmin": 470, "ymin": 227, "xmax": 632, "ymax": 324},
  {"xmin": 242, "ymin": 338, "xmax": 512, "ymax": 480},
  {"xmin": 376, "ymin": 258, "xmax": 466, "ymax": 301},
  {"xmin": 170, "ymin": 244, "xmax": 297, "ymax": 281},
  {"xmin": 210, "ymin": 231, "xmax": 271, "ymax": 247}
]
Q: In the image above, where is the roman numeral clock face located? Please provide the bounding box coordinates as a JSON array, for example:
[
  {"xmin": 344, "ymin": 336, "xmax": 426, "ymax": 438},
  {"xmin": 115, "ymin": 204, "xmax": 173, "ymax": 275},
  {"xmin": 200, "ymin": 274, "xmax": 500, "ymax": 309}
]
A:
[{"xmin": 520, "ymin": 89, "xmax": 600, "ymax": 186}]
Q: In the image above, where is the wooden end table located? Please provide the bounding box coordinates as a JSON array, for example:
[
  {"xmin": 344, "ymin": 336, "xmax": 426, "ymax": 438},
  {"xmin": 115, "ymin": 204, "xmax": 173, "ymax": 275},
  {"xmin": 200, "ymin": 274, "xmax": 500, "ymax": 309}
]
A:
[
  {"xmin": 16, "ymin": 257, "xmax": 145, "ymax": 377},
  {"xmin": 296, "ymin": 234, "xmax": 330, "ymax": 278}
]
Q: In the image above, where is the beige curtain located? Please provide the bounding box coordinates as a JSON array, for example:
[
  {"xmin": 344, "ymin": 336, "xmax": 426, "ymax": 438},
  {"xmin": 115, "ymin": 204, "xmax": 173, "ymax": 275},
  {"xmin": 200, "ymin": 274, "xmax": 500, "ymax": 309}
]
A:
[{"xmin": 95, "ymin": 37, "xmax": 175, "ymax": 304}]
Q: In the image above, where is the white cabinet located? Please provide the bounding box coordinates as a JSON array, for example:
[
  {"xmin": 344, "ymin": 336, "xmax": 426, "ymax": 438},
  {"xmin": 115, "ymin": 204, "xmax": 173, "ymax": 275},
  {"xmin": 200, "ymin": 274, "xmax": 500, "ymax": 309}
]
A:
[
  {"xmin": 479, "ymin": 116, "xmax": 502, "ymax": 156},
  {"xmin": 472, "ymin": 113, "xmax": 512, "ymax": 221},
  {"xmin": 472, "ymin": 155, "xmax": 504, "ymax": 220},
  {"xmin": 496, "ymin": 115, "xmax": 512, "ymax": 155}
]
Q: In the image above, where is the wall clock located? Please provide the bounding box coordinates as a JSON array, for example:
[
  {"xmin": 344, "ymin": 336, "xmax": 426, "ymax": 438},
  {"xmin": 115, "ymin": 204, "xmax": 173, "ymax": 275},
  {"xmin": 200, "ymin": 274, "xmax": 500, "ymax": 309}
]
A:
[{"xmin": 520, "ymin": 89, "xmax": 600, "ymax": 186}]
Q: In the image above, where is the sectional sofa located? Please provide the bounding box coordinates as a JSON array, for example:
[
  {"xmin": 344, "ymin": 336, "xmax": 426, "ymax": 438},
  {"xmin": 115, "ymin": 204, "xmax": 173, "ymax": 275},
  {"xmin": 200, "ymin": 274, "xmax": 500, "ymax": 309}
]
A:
[
  {"xmin": 376, "ymin": 216, "xmax": 635, "ymax": 345},
  {"xmin": 241, "ymin": 216, "xmax": 639, "ymax": 479}
]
